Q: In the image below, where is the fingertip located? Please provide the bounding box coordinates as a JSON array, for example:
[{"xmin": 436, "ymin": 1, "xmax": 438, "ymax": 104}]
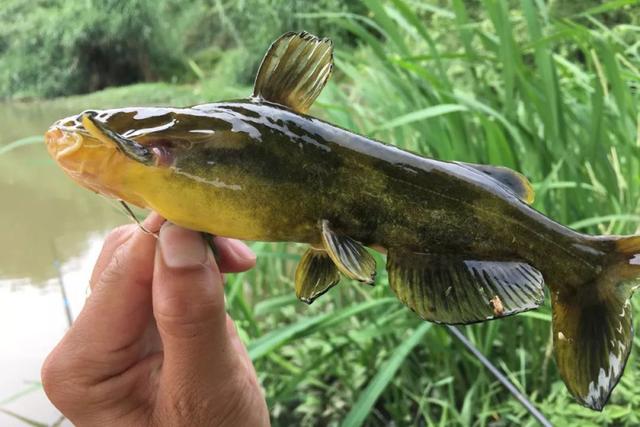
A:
[
  {"xmin": 143, "ymin": 211, "xmax": 165, "ymax": 234},
  {"xmin": 213, "ymin": 237, "xmax": 257, "ymax": 273},
  {"xmin": 158, "ymin": 222, "xmax": 213, "ymax": 270},
  {"xmin": 153, "ymin": 223, "xmax": 228, "ymax": 348}
]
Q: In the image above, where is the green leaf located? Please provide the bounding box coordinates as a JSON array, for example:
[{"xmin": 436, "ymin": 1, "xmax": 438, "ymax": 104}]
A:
[
  {"xmin": 0, "ymin": 136, "xmax": 42, "ymax": 155},
  {"xmin": 569, "ymin": 214, "xmax": 640, "ymax": 230},
  {"xmin": 370, "ymin": 104, "xmax": 468, "ymax": 132},
  {"xmin": 248, "ymin": 298, "xmax": 395, "ymax": 360},
  {"xmin": 341, "ymin": 322, "xmax": 432, "ymax": 427},
  {"xmin": 0, "ymin": 408, "xmax": 47, "ymax": 427}
]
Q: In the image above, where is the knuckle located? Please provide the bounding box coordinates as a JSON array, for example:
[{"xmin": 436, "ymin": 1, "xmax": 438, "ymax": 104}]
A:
[
  {"xmin": 41, "ymin": 343, "xmax": 142, "ymax": 420},
  {"xmin": 98, "ymin": 244, "xmax": 130, "ymax": 285},
  {"xmin": 154, "ymin": 267, "xmax": 224, "ymax": 338},
  {"xmin": 41, "ymin": 346, "xmax": 82, "ymax": 410},
  {"xmin": 40, "ymin": 352, "xmax": 61, "ymax": 397},
  {"xmin": 156, "ymin": 295, "xmax": 224, "ymax": 339},
  {"xmin": 103, "ymin": 225, "xmax": 135, "ymax": 251}
]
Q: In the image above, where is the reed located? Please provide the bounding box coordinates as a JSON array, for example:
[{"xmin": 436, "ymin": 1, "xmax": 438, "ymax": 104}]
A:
[
  {"xmin": 235, "ymin": 1, "xmax": 640, "ymax": 425},
  {"xmin": 3, "ymin": 1, "xmax": 639, "ymax": 425}
]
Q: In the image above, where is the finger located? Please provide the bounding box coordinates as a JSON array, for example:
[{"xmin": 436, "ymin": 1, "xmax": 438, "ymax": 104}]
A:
[
  {"xmin": 89, "ymin": 224, "xmax": 135, "ymax": 290},
  {"xmin": 225, "ymin": 315, "xmax": 255, "ymax": 374},
  {"xmin": 90, "ymin": 212, "xmax": 165, "ymax": 290},
  {"xmin": 213, "ymin": 236, "xmax": 256, "ymax": 273},
  {"xmin": 60, "ymin": 222, "xmax": 158, "ymax": 370},
  {"xmin": 142, "ymin": 211, "xmax": 166, "ymax": 234},
  {"xmin": 153, "ymin": 223, "xmax": 239, "ymax": 384}
]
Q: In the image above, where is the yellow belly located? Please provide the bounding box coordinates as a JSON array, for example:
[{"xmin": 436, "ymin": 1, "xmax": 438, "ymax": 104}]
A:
[{"xmin": 121, "ymin": 163, "xmax": 268, "ymax": 240}]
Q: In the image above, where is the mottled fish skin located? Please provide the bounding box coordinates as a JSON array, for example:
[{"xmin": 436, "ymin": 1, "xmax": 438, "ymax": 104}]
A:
[
  {"xmin": 66, "ymin": 100, "xmax": 609, "ymax": 293},
  {"xmin": 45, "ymin": 31, "xmax": 640, "ymax": 412}
]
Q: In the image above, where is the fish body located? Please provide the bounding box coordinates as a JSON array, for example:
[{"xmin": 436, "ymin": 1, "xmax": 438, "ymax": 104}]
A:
[
  {"xmin": 45, "ymin": 31, "xmax": 640, "ymax": 411},
  {"xmin": 49, "ymin": 101, "xmax": 602, "ymax": 264}
]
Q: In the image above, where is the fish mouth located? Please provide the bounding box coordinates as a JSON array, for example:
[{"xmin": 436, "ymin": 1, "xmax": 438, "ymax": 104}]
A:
[
  {"xmin": 45, "ymin": 116, "xmax": 103, "ymax": 163},
  {"xmin": 45, "ymin": 127, "xmax": 86, "ymax": 160}
]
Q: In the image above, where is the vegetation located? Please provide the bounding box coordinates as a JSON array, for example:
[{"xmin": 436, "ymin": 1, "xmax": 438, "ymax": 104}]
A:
[
  {"xmin": 3, "ymin": 0, "xmax": 640, "ymax": 425},
  {"xmin": 0, "ymin": 0, "xmax": 361, "ymax": 99},
  {"xmin": 0, "ymin": 0, "xmax": 184, "ymax": 98}
]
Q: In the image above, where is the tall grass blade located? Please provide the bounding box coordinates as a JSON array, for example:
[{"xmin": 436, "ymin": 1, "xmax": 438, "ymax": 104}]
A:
[
  {"xmin": 341, "ymin": 322, "xmax": 431, "ymax": 427},
  {"xmin": 0, "ymin": 136, "xmax": 42, "ymax": 155},
  {"xmin": 369, "ymin": 104, "xmax": 468, "ymax": 132},
  {"xmin": 0, "ymin": 408, "xmax": 47, "ymax": 427},
  {"xmin": 248, "ymin": 298, "xmax": 394, "ymax": 360},
  {"xmin": 446, "ymin": 326, "xmax": 551, "ymax": 427}
]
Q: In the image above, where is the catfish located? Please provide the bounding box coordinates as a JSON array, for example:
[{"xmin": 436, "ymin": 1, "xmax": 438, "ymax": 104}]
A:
[{"xmin": 45, "ymin": 31, "xmax": 640, "ymax": 410}]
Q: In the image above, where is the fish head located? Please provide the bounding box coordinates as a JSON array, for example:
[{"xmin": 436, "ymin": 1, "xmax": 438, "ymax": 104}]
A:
[
  {"xmin": 44, "ymin": 109, "xmax": 170, "ymax": 206},
  {"xmin": 46, "ymin": 110, "xmax": 116, "ymax": 188}
]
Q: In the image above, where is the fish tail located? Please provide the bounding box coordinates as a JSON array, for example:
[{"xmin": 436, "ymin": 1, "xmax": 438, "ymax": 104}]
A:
[{"xmin": 551, "ymin": 235, "xmax": 640, "ymax": 410}]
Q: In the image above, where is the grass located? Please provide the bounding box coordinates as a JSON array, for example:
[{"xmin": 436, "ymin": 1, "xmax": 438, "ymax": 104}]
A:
[
  {"xmin": 233, "ymin": 1, "xmax": 640, "ymax": 425},
  {"xmin": 0, "ymin": 0, "xmax": 363, "ymax": 99},
  {"xmin": 4, "ymin": 0, "xmax": 640, "ymax": 426}
]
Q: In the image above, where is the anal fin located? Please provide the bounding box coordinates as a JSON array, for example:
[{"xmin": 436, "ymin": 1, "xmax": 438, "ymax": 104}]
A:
[
  {"xmin": 386, "ymin": 249, "xmax": 545, "ymax": 324},
  {"xmin": 295, "ymin": 247, "xmax": 341, "ymax": 304}
]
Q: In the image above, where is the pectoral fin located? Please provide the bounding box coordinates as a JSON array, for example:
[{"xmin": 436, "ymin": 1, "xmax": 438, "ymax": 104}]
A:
[
  {"xmin": 82, "ymin": 112, "xmax": 153, "ymax": 165},
  {"xmin": 459, "ymin": 162, "xmax": 535, "ymax": 204},
  {"xmin": 295, "ymin": 247, "xmax": 341, "ymax": 304},
  {"xmin": 386, "ymin": 249, "xmax": 544, "ymax": 324},
  {"xmin": 253, "ymin": 31, "xmax": 333, "ymax": 113},
  {"xmin": 321, "ymin": 220, "xmax": 376, "ymax": 284}
]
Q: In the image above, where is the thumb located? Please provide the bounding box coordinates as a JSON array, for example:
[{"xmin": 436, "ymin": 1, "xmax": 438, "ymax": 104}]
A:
[{"xmin": 152, "ymin": 222, "xmax": 236, "ymax": 382}]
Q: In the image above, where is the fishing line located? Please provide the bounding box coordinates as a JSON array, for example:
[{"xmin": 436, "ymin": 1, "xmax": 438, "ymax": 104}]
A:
[
  {"xmin": 119, "ymin": 199, "xmax": 218, "ymax": 258},
  {"xmin": 446, "ymin": 325, "xmax": 552, "ymax": 427},
  {"xmin": 51, "ymin": 240, "xmax": 73, "ymax": 328},
  {"xmin": 118, "ymin": 200, "xmax": 157, "ymax": 237},
  {"xmin": 118, "ymin": 200, "xmax": 219, "ymax": 258}
]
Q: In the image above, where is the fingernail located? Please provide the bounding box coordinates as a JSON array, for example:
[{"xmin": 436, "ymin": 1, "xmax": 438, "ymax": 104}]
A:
[
  {"xmin": 159, "ymin": 223, "xmax": 209, "ymax": 269},
  {"xmin": 225, "ymin": 239, "xmax": 256, "ymax": 262}
]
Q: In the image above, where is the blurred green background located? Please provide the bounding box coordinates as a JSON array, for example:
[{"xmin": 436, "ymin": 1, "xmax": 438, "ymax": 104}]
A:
[{"xmin": 1, "ymin": 0, "xmax": 640, "ymax": 425}]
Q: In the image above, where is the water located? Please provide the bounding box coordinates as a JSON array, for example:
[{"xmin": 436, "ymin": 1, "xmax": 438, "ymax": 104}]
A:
[{"xmin": 0, "ymin": 100, "xmax": 129, "ymax": 425}]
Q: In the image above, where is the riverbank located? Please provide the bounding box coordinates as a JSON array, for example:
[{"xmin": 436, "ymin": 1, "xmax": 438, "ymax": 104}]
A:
[{"xmin": 2, "ymin": 2, "xmax": 640, "ymax": 424}]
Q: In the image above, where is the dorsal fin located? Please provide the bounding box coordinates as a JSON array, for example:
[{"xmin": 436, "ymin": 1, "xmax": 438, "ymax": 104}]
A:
[
  {"xmin": 252, "ymin": 31, "xmax": 333, "ymax": 114},
  {"xmin": 459, "ymin": 162, "xmax": 535, "ymax": 204}
]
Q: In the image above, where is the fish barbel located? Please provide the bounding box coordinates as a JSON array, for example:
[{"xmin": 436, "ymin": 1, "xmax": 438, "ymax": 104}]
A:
[{"xmin": 45, "ymin": 31, "xmax": 640, "ymax": 410}]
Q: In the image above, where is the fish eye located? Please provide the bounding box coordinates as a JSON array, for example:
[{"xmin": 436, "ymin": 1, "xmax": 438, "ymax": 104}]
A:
[
  {"xmin": 80, "ymin": 109, "xmax": 98, "ymax": 118},
  {"xmin": 75, "ymin": 110, "xmax": 98, "ymax": 124},
  {"xmin": 74, "ymin": 110, "xmax": 110, "ymax": 126},
  {"xmin": 54, "ymin": 115, "xmax": 83, "ymax": 130}
]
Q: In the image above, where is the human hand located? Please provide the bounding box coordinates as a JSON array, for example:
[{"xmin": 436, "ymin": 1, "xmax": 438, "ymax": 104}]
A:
[{"xmin": 41, "ymin": 214, "xmax": 270, "ymax": 426}]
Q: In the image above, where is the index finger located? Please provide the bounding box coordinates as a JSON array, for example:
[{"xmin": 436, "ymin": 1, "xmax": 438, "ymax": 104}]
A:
[{"xmin": 89, "ymin": 212, "xmax": 165, "ymax": 290}]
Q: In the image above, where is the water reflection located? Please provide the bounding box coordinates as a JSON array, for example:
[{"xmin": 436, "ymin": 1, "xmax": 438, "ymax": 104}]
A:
[
  {"xmin": 0, "ymin": 234, "xmax": 104, "ymax": 426},
  {"xmin": 0, "ymin": 101, "xmax": 128, "ymax": 284},
  {"xmin": 0, "ymin": 99, "xmax": 148, "ymax": 424}
]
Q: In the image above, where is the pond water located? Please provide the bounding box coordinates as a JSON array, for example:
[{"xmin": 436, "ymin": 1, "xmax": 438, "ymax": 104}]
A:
[{"xmin": 0, "ymin": 100, "xmax": 136, "ymax": 425}]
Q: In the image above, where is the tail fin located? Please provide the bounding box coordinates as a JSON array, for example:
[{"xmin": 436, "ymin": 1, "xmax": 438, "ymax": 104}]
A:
[{"xmin": 552, "ymin": 235, "xmax": 640, "ymax": 410}]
